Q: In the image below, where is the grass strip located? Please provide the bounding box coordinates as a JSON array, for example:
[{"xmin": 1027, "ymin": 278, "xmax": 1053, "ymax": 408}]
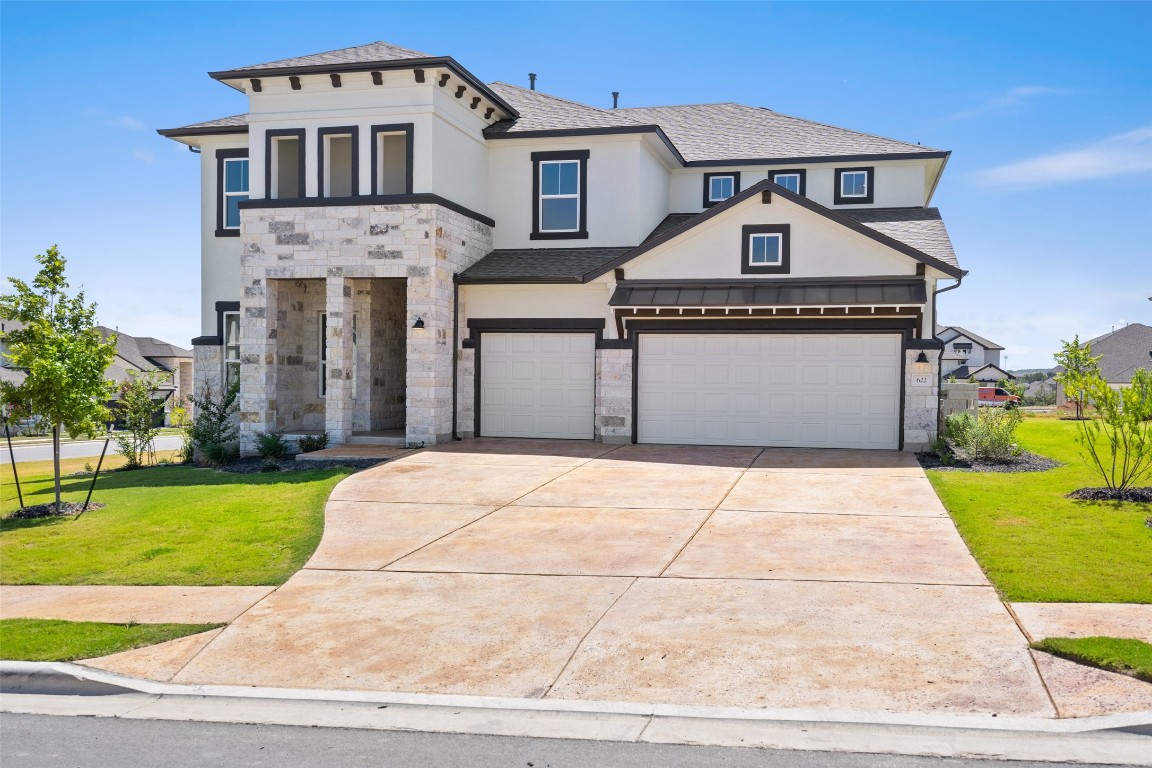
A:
[
  {"xmin": 0, "ymin": 618, "xmax": 223, "ymax": 662},
  {"xmin": 1031, "ymin": 636, "xmax": 1152, "ymax": 683}
]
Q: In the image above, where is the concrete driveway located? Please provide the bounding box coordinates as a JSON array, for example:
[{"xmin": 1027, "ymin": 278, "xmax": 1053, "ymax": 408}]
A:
[{"xmin": 165, "ymin": 439, "xmax": 1054, "ymax": 716}]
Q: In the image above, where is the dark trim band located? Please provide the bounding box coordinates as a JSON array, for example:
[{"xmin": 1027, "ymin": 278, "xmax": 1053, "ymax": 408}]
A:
[
  {"xmin": 467, "ymin": 318, "xmax": 605, "ymax": 331},
  {"xmin": 239, "ymin": 193, "xmax": 495, "ymax": 227}
]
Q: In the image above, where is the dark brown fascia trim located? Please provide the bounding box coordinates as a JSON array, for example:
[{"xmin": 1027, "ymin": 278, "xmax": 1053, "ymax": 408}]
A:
[
  {"xmin": 457, "ymin": 275, "xmax": 586, "ymax": 285},
  {"xmin": 191, "ymin": 335, "xmax": 222, "ymax": 347},
  {"xmin": 582, "ymin": 179, "xmax": 963, "ymax": 282},
  {"xmin": 157, "ymin": 124, "xmax": 249, "ymax": 138},
  {"xmin": 208, "ymin": 56, "xmax": 519, "ymax": 119},
  {"xmin": 684, "ymin": 150, "xmax": 951, "ymax": 167},
  {"xmin": 487, "ymin": 125, "xmax": 687, "ymax": 165},
  {"xmin": 467, "ymin": 318, "xmax": 606, "ymax": 331},
  {"xmin": 906, "ymin": 338, "xmax": 944, "ymax": 350},
  {"xmin": 238, "ymin": 193, "xmax": 494, "ymax": 227},
  {"xmin": 625, "ymin": 317, "xmax": 917, "ymax": 333}
]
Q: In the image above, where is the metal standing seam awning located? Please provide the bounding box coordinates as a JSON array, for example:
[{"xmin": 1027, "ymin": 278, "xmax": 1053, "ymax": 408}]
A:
[{"xmin": 609, "ymin": 278, "xmax": 928, "ymax": 308}]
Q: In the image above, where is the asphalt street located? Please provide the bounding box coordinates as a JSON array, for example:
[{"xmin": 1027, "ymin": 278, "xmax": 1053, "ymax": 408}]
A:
[
  {"xmin": 0, "ymin": 435, "xmax": 183, "ymax": 464},
  {"xmin": 0, "ymin": 714, "xmax": 1120, "ymax": 768}
]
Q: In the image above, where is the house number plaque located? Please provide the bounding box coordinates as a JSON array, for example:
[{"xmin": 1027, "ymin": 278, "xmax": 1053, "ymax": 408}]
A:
[{"xmin": 913, "ymin": 375, "xmax": 931, "ymax": 385}]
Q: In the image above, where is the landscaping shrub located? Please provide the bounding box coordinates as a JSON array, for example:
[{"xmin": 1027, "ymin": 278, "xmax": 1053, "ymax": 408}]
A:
[
  {"xmin": 1073, "ymin": 369, "xmax": 1152, "ymax": 492},
  {"xmin": 296, "ymin": 432, "xmax": 329, "ymax": 453},
  {"xmin": 112, "ymin": 371, "xmax": 163, "ymax": 469},
  {"xmin": 255, "ymin": 430, "xmax": 289, "ymax": 459},
  {"xmin": 944, "ymin": 408, "xmax": 1022, "ymax": 462},
  {"xmin": 199, "ymin": 441, "xmax": 238, "ymax": 467},
  {"xmin": 188, "ymin": 383, "xmax": 238, "ymax": 464}
]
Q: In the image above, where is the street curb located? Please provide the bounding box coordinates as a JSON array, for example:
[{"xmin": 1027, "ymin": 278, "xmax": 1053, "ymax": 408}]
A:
[{"xmin": 2, "ymin": 662, "xmax": 1150, "ymax": 764}]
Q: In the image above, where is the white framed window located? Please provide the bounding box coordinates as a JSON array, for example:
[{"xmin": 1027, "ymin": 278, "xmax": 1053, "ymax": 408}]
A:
[
  {"xmin": 771, "ymin": 172, "xmax": 801, "ymax": 194},
  {"xmin": 318, "ymin": 311, "xmax": 327, "ymax": 398},
  {"xmin": 835, "ymin": 166, "xmax": 873, "ymax": 204},
  {"xmin": 351, "ymin": 313, "xmax": 358, "ymax": 399},
  {"xmin": 222, "ymin": 158, "xmax": 249, "ymax": 230},
  {"xmin": 223, "ymin": 312, "xmax": 240, "ymax": 389},
  {"xmin": 709, "ymin": 175, "xmax": 734, "ymax": 202},
  {"xmin": 538, "ymin": 160, "xmax": 580, "ymax": 232},
  {"xmin": 748, "ymin": 233, "xmax": 783, "ymax": 266},
  {"xmin": 840, "ymin": 171, "xmax": 868, "ymax": 197},
  {"xmin": 268, "ymin": 132, "xmax": 303, "ymax": 200}
]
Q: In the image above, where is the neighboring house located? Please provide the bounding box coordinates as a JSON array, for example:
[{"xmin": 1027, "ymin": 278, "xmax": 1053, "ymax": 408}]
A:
[
  {"xmin": 1, "ymin": 320, "xmax": 192, "ymax": 425},
  {"xmin": 158, "ymin": 41, "xmax": 967, "ymax": 453},
  {"xmin": 99, "ymin": 327, "xmax": 194, "ymax": 425},
  {"xmin": 936, "ymin": 325, "xmax": 1012, "ymax": 383},
  {"xmin": 1055, "ymin": 323, "xmax": 1152, "ymax": 406}
]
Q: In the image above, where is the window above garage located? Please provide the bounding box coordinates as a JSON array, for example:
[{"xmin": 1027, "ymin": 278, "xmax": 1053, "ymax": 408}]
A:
[
  {"xmin": 741, "ymin": 224, "xmax": 791, "ymax": 275},
  {"xmin": 531, "ymin": 150, "xmax": 589, "ymax": 240}
]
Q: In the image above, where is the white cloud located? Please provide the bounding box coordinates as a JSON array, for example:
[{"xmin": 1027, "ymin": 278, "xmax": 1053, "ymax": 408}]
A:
[
  {"xmin": 973, "ymin": 126, "xmax": 1152, "ymax": 187},
  {"xmin": 943, "ymin": 86, "xmax": 1069, "ymax": 122},
  {"xmin": 132, "ymin": 149, "xmax": 155, "ymax": 165},
  {"xmin": 107, "ymin": 115, "xmax": 144, "ymax": 130}
]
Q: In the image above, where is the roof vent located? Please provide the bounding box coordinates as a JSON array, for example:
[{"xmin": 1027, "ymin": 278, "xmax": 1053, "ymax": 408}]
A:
[
  {"xmin": 612, "ymin": 91, "xmax": 619, "ymax": 109},
  {"xmin": 529, "ymin": 73, "xmax": 537, "ymax": 91}
]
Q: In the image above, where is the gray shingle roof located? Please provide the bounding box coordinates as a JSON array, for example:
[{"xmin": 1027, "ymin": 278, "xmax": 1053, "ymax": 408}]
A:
[
  {"xmin": 485, "ymin": 83, "xmax": 644, "ymax": 134},
  {"xmin": 458, "ymin": 248, "xmax": 632, "ymax": 283},
  {"xmin": 616, "ymin": 103, "xmax": 940, "ymax": 163},
  {"xmin": 157, "ymin": 114, "xmax": 247, "ymax": 137},
  {"xmin": 1084, "ymin": 323, "xmax": 1152, "ymax": 383},
  {"xmin": 643, "ymin": 214, "xmax": 698, "ymax": 244},
  {"xmin": 935, "ymin": 324, "xmax": 1004, "ymax": 350},
  {"xmin": 98, "ymin": 327, "xmax": 191, "ymax": 383},
  {"xmin": 841, "ymin": 208, "xmax": 959, "ymax": 270},
  {"xmin": 609, "ymin": 279, "xmax": 927, "ymax": 308},
  {"xmin": 217, "ymin": 41, "xmax": 431, "ymax": 74}
]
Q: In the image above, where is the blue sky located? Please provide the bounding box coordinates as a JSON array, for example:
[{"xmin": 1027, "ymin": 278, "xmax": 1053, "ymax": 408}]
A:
[{"xmin": 2, "ymin": 1, "xmax": 1149, "ymax": 368}]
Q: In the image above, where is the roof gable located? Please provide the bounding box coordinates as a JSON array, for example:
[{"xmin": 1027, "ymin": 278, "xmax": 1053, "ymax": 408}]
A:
[
  {"xmin": 1084, "ymin": 323, "xmax": 1152, "ymax": 382},
  {"xmin": 937, "ymin": 325, "xmax": 1004, "ymax": 350}
]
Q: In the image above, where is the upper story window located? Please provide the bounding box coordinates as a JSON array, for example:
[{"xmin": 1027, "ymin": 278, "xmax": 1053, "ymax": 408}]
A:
[
  {"xmin": 741, "ymin": 224, "xmax": 791, "ymax": 275},
  {"xmin": 834, "ymin": 166, "xmax": 874, "ymax": 205},
  {"xmin": 372, "ymin": 124, "xmax": 413, "ymax": 195},
  {"xmin": 953, "ymin": 343, "xmax": 973, "ymax": 353},
  {"xmin": 266, "ymin": 129, "xmax": 305, "ymax": 200},
  {"xmin": 531, "ymin": 150, "xmax": 589, "ymax": 240},
  {"xmin": 318, "ymin": 126, "xmax": 358, "ymax": 198},
  {"xmin": 703, "ymin": 172, "xmax": 740, "ymax": 208},
  {"xmin": 770, "ymin": 169, "xmax": 806, "ymax": 196},
  {"xmin": 215, "ymin": 149, "xmax": 248, "ymax": 238}
]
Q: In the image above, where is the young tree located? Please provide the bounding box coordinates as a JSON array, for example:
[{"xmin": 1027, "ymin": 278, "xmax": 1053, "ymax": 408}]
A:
[
  {"xmin": 112, "ymin": 371, "xmax": 164, "ymax": 469},
  {"xmin": 996, "ymin": 377, "xmax": 1026, "ymax": 399},
  {"xmin": 0, "ymin": 246, "xmax": 117, "ymax": 512},
  {"xmin": 1074, "ymin": 369, "xmax": 1152, "ymax": 492},
  {"xmin": 1053, "ymin": 335, "xmax": 1102, "ymax": 420}
]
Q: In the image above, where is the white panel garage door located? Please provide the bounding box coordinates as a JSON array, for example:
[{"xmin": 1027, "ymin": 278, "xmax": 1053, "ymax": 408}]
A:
[
  {"xmin": 638, "ymin": 333, "xmax": 902, "ymax": 449},
  {"xmin": 480, "ymin": 332, "xmax": 595, "ymax": 439}
]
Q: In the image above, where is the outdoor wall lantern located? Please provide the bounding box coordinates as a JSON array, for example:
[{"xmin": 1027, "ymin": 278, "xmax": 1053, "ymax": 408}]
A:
[
  {"xmin": 915, "ymin": 351, "xmax": 929, "ymax": 364},
  {"xmin": 412, "ymin": 316, "xmax": 425, "ymax": 330}
]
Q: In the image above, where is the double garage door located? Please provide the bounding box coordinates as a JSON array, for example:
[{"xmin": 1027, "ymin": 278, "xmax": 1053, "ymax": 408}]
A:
[{"xmin": 479, "ymin": 331, "xmax": 902, "ymax": 449}]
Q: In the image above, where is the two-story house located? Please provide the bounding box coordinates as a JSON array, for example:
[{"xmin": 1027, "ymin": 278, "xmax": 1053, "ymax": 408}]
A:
[
  {"xmin": 936, "ymin": 325, "xmax": 1012, "ymax": 383},
  {"xmin": 158, "ymin": 41, "xmax": 965, "ymax": 454}
]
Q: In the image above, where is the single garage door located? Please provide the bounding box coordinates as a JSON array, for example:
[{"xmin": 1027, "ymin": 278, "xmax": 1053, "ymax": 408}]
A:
[
  {"xmin": 638, "ymin": 333, "xmax": 902, "ymax": 449},
  {"xmin": 480, "ymin": 332, "xmax": 595, "ymax": 439}
]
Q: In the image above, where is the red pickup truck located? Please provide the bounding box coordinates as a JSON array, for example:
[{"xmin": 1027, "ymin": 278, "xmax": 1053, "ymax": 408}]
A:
[{"xmin": 978, "ymin": 387, "xmax": 1021, "ymax": 408}]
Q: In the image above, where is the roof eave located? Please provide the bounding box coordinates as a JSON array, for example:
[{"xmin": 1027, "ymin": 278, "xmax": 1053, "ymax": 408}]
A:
[
  {"xmin": 485, "ymin": 124, "xmax": 685, "ymax": 165},
  {"xmin": 683, "ymin": 150, "xmax": 951, "ymax": 167},
  {"xmin": 156, "ymin": 125, "xmax": 249, "ymax": 139},
  {"xmin": 208, "ymin": 56, "xmax": 519, "ymax": 119}
]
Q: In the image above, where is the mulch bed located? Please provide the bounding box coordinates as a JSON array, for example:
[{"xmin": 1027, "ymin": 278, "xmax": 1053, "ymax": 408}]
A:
[
  {"xmin": 214, "ymin": 456, "xmax": 386, "ymax": 474},
  {"xmin": 6, "ymin": 501, "xmax": 106, "ymax": 519},
  {"xmin": 1065, "ymin": 487, "xmax": 1152, "ymax": 503},
  {"xmin": 916, "ymin": 450, "xmax": 1062, "ymax": 473}
]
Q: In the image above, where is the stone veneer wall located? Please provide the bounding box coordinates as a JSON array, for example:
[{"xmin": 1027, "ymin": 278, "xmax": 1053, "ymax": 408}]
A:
[
  {"xmin": 903, "ymin": 348, "xmax": 941, "ymax": 451},
  {"xmin": 596, "ymin": 348, "xmax": 633, "ymax": 443},
  {"xmin": 237, "ymin": 203, "xmax": 491, "ymax": 454},
  {"xmin": 939, "ymin": 381, "xmax": 979, "ymax": 425}
]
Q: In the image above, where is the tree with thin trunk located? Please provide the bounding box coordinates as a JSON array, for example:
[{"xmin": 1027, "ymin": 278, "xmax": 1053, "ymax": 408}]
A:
[
  {"xmin": 0, "ymin": 246, "xmax": 117, "ymax": 513},
  {"xmin": 1054, "ymin": 335, "xmax": 1103, "ymax": 420}
]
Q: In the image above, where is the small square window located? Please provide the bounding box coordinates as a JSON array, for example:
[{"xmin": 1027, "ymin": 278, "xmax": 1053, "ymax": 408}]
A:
[
  {"xmin": 770, "ymin": 169, "xmax": 806, "ymax": 196},
  {"xmin": 703, "ymin": 172, "xmax": 741, "ymax": 207},
  {"xmin": 834, "ymin": 166, "xmax": 874, "ymax": 204},
  {"xmin": 740, "ymin": 224, "xmax": 790, "ymax": 274}
]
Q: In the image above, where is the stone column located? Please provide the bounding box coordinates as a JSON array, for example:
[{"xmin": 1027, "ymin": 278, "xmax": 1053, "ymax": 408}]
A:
[
  {"xmin": 324, "ymin": 276, "xmax": 355, "ymax": 444},
  {"xmin": 903, "ymin": 348, "xmax": 941, "ymax": 452},
  {"xmin": 404, "ymin": 265, "xmax": 454, "ymax": 446},
  {"xmin": 238, "ymin": 277, "xmax": 275, "ymax": 456},
  {"xmin": 596, "ymin": 348, "xmax": 633, "ymax": 443}
]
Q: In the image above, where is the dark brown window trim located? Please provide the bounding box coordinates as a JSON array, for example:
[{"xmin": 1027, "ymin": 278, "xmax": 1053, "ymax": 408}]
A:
[
  {"xmin": 834, "ymin": 166, "xmax": 874, "ymax": 205},
  {"xmin": 741, "ymin": 224, "xmax": 791, "ymax": 275},
  {"xmin": 194, "ymin": 300, "xmax": 241, "ymax": 345},
  {"xmin": 316, "ymin": 126, "xmax": 359, "ymax": 198},
  {"xmin": 370, "ymin": 123, "xmax": 414, "ymax": 195},
  {"xmin": 769, "ymin": 169, "xmax": 806, "ymax": 196},
  {"xmin": 264, "ymin": 128, "xmax": 306, "ymax": 200},
  {"xmin": 238, "ymin": 193, "xmax": 494, "ymax": 227},
  {"xmin": 531, "ymin": 149, "xmax": 589, "ymax": 240},
  {"xmin": 702, "ymin": 172, "xmax": 741, "ymax": 208},
  {"xmin": 214, "ymin": 148, "xmax": 248, "ymax": 238}
]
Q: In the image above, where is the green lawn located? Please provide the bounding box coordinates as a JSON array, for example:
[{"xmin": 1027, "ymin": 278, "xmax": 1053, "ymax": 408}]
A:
[
  {"xmin": 1031, "ymin": 636, "xmax": 1152, "ymax": 683},
  {"xmin": 0, "ymin": 618, "xmax": 222, "ymax": 662},
  {"xmin": 1, "ymin": 463, "xmax": 352, "ymax": 585},
  {"xmin": 927, "ymin": 417, "xmax": 1151, "ymax": 603}
]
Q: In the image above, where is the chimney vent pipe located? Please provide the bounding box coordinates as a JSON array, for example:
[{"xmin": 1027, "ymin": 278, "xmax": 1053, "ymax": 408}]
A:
[
  {"xmin": 529, "ymin": 73, "xmax": 537, "ymax": 90},
  {"xmin": 612, "ymin": 91, "xmax": 619, "ymax": 109}
]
